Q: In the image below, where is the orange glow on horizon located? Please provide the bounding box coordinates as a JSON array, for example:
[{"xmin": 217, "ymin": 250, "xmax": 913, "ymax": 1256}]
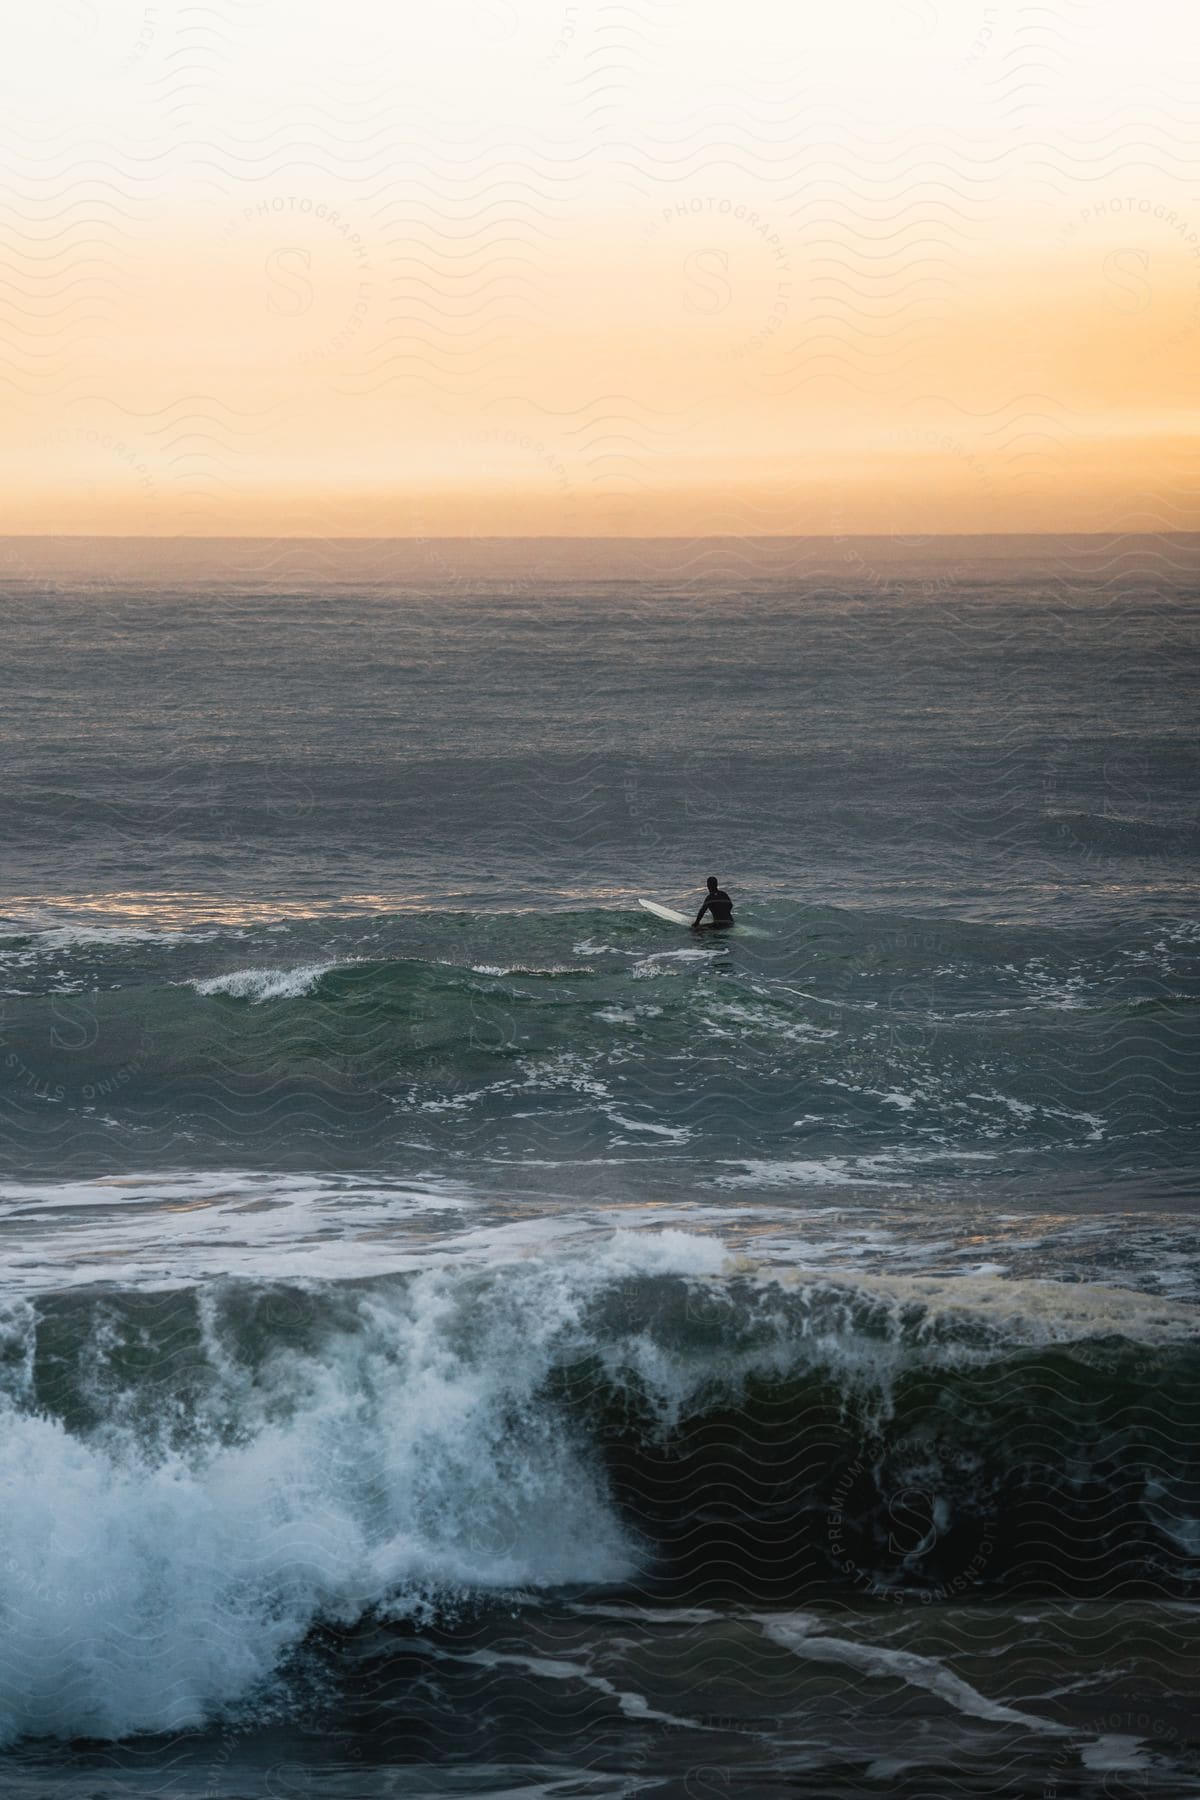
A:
[{"xmin": 1, "ymin": 1, "xmax": 1197, "ymax": 538}]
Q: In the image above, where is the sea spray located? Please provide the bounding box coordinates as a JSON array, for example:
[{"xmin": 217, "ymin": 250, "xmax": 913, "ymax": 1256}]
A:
[{"xmin": 1, "ymin": 1240, "xmax": 1197, "ymax": 1743}]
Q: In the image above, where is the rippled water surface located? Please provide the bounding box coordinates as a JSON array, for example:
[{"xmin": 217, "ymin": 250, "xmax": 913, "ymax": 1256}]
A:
[{"xmin": 1, "ymin": 541, "xmax": 1197, "ymax": 1795}]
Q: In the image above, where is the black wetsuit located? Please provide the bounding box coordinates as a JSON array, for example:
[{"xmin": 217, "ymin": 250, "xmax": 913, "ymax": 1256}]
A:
[{"xmin": 694, "ymin": 889, "xmax": 734, "ymax": 927}]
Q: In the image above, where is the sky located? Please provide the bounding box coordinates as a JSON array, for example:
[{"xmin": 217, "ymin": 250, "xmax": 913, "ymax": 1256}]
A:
[{"xmin": 1, "ymin": 0, "xmax": 1197, "ymax": 537}]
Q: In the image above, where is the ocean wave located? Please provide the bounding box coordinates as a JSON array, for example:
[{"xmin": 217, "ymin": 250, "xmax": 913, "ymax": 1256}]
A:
[
  {"xmin": 0, "ymin": 1243, "xmax": 1197, "ymax": 1744},
  {"xmin": 0, "ymin": 903, "xmax": 1194, "ymax": 1187},
  {"xmin": 189, "ymin": 961, "xmax": 346, "ymax": 1002}
]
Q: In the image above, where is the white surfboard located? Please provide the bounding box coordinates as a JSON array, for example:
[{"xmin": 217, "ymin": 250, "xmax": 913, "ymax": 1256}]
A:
[
  {"xmin": 638, "ymin": 898, "xmax": 692, "ymax": 926},
  {"xmin": 638, "ymin": 896, "xmax": 770, "ymax": 938}
]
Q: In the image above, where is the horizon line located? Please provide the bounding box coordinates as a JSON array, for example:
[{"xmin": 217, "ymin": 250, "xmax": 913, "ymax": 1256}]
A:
[{"xmin": 4, "ymin": 531, "xmax": 1199, "ymax": 544}]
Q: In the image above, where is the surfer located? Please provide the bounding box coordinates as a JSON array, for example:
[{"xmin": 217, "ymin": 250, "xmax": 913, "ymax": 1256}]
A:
[{"xmin": 693, "ymin": 877, "xmax": 733, "ymax": 929}]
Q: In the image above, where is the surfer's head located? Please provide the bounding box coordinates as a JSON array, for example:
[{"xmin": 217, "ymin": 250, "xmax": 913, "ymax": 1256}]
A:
[{"xmin": 707, "ymin": 876, "xmax": 719, "ymax": 891}]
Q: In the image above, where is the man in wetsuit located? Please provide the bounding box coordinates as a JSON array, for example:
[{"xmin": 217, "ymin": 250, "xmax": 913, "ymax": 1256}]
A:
[{"xmin": 693, "ymin": 876, "xmax": 734, "ymax": 929}]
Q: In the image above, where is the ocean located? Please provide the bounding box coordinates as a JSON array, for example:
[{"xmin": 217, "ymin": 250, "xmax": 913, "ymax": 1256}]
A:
[{"xmin": 1, "ymin": 536, "xmax": 1198, "ymax": 1797}]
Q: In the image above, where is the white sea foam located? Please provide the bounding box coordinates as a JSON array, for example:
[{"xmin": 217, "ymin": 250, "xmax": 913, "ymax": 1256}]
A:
[
  {"xmin": 0, "ymin": 1171, "xmax": 474, "ymax": 1291},
  {"xmin": 2, "ymin": 1239, "xmax": 749, "ymax": 1744},
  {"xmin": 5, "ymin": 1175, "xmax": 1199, "ymax": 1326},
  {"xmin": 715, "ymin": 1157, "xmax": 891, "ymax": 1189},
  {"xmin": 0, "ymin": 1227, "xmax": 747, "ymax": 1743},
  {"xmin": 190, "ymin": 962, "xmax": 342, "ymax": 1001},
  {"xmin": 603, "ymin": 1110, "xmax": 693, "ymax": 1144},
  {"xmin": 6, "ymin": 920, "xmax": 220, "ymax": 949},
  {"xmin": 469, "ymin": 963, "xmax": 580, "ymax": 977},
  {"xmin": 1080, "ymin": 1736, "xmax": 1157, "ymax": 1773},
  {"xmin": 759, "ymin": 1614, "xmax": 1067, "ymax": 1733},
  {"xmin": 591, "ymin": 1226, "xmax": 728, "ymax": 1278}
]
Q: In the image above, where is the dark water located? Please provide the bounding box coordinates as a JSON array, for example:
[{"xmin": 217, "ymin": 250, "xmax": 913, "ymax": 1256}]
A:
[{"xmin": 1, "ymin": 539, "xmax": 1198, "ymax": 1796}]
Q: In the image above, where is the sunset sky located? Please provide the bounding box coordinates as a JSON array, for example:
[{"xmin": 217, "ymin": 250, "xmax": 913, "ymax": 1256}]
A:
[{"xmin": 2, "ymin": 0, "xmax": 1197, "ymax": 536}]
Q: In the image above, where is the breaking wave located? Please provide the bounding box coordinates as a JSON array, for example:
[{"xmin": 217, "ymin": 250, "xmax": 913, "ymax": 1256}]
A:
[{"xmin": 0, "ymin": 1239, "xmax": 1196, "ymax": 1745}]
